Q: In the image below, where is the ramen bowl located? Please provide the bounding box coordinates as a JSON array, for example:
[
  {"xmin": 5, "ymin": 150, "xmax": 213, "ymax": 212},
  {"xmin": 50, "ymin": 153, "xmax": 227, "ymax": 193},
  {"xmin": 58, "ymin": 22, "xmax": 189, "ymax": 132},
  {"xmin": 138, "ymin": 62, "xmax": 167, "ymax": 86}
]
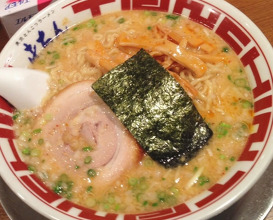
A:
[{"xmin": 0, "ymin": 0, "xmax": 273, "ymax": 219}]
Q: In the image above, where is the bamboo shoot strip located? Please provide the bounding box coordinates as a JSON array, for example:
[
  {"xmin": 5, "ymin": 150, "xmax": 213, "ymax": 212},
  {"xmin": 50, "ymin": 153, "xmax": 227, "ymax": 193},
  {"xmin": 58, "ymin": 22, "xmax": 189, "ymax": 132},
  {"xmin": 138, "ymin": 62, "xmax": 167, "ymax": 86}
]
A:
[{"xmin": 92, "ymin": 49, "xmax": 213, "ymax": 168}]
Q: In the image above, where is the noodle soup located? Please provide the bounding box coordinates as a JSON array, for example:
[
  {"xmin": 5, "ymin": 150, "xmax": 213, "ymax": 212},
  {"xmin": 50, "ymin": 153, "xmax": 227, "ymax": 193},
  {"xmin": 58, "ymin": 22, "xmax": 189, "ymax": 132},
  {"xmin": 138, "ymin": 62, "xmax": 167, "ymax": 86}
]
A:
[{"xmin": 13, "ymin": 11, "xmax": 253, "ymax": 214}]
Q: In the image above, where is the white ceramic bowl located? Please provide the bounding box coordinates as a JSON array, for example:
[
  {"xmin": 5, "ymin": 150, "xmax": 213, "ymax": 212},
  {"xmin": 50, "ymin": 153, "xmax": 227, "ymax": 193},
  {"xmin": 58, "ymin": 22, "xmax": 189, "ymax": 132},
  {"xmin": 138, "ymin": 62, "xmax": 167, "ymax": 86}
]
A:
[{"xmin": 0, "ymin": 0, "xmax": 273, "ymax": 219}]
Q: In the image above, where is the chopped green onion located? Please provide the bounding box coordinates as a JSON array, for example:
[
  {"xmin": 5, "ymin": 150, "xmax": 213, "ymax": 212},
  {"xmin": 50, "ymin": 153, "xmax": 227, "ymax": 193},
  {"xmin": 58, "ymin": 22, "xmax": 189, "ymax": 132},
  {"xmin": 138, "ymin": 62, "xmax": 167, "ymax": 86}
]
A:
[
  {"xmin": 53, "ymin": 53, "xmax": 60, "ymax": 60},
  {"xmin": 128, "ymin": 177, "xmax": 148, "ymax": 192},
  {"xmin": 230, "ymin": 156, "xmax": 236, "ymax": 161},
  {"xmin": 128, "ymin": 177, "xmax": 138, "ymax": 186},
  {"xmin": 114, "ymin": 204, "xmax": 120, "ymax": 211},
  {"xmin": 38, "ymin": 138, "xmax": 44, "ymax": 145},
  {"xmin": 87, "ymin": 19, "xmax": 96, "ymax": 27},
  {"xmin": 12, "ymin": 112, "xmax": 20, "ymax": 120},
  {"xmin": 198, "ymin": 176, "xmax": 210, "ymax": 186},
  {"xmin": 72, "ymin": 26, "xmax": 80, "ymax": 31},
  {"xmin": 22, "ymin": 147, "xmax": 31, "ymax": 155},
  {"xmin": 143, "ymin": 158, "xmax": 154, "ymax": 167},
  {"xmin": 166, "ymin": 14, "xmax": 180, "ymax": 20},
  {"xmin": 227, "ymin": 75, "xmax": 251, "ymax": 91},
  {"xmin": 234, "ymin": 78, "xmax": 251, "ymax": 91},
  {"xmin": 33, "ymin": 128, "xmax": 42, "ymax": 134},
  {"xmin": 82, "ymin": 146, "xmax": 92, "ymax": 152},
  {"xmin": 216, "ymin": 122, "xmax": 231, "ymax": 138},
  {"xmin": 170, "ymin": 187, "xmax": 179, "ymax": 196},
  {"xmin": 28, "ymin": 165, "xmax": 36, "ymax": 172},
  {"xmin": 144, "ymin": 11, "xmax": 158, "ymax": 16},
  {"xmin": 62, "ymin": 37, "xmax": 76, "ymax": 46},
  {"xmin": 52, "ymin": 174, "xmax": 74, "ymax": 199},
  {"xmin": 117, "ymin": 17, "xmax": 125, "ymax": 24},
  {"xmin": 87, "ymin": 169, "xmax": 96, "ymax": 177},
  {"xmin": 240, "ymin": 99, "xmax": 253, "ymax": 109},
  {"xmin": 241, "ymin": 122, "xmax": 248, "ymax": 130},
  {"xmin": 38, "ymin": 59, "xmax": 46, "ymax": 65},
  {"xmin": 84, "ymin": 156, "xmax": 92, "ymax": 164},
  {"xmin": 86, "ymin": 186, "xmax": 93, "ymax": 192},
  {"xmin": 107, "ymin": 195, "xmax": 115, "ymax": 204},
  {"xmin": 103, "ymin": 203, "xmax": 110, "ymax": 210},
  {"xmin": 86, "ymin": 198, "xmax": 96, "ymax": 207},
  {"xmin": 44, "ymin": 114, "xmax": 53, "ymax": 121},
  {"xmin": 30, "ymin": 148, "xmax": 40, "ymax": 157},
  {"xmin": 222, "ymin": 47, "xmax": 229, "ymax": 53}
]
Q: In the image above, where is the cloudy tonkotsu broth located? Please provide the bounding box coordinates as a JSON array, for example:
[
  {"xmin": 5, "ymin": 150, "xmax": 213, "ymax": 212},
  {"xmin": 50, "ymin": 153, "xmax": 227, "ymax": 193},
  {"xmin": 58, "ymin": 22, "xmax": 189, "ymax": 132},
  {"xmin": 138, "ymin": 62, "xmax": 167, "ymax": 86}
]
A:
[{"xmin": 13, "ymin": 11, "xmax": 253, "ymax": 214}]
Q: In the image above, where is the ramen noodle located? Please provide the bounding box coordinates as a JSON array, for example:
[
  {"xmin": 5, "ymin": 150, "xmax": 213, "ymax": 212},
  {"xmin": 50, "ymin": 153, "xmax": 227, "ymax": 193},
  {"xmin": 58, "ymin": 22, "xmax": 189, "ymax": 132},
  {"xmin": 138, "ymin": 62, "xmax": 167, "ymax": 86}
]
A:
[{"xmin": 13, "ymin": 11, "xmax": 253, "ymax": 214}]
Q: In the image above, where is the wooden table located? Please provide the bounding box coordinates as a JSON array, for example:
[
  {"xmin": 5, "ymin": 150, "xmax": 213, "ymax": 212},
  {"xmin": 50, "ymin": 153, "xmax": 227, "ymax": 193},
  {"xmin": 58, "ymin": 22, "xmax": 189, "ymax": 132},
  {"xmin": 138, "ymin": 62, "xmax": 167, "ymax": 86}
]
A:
[{"xmin": 0, "ymin": 0, "xmax": 272, "ymax": 219}]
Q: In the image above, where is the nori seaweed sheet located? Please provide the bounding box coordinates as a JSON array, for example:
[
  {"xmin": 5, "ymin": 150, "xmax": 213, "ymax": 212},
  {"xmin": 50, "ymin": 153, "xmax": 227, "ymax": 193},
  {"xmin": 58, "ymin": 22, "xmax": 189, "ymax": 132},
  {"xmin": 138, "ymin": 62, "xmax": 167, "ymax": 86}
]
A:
[{"xmin": 92, "ymin": 49, "xmax": 213, "ymax": 168}]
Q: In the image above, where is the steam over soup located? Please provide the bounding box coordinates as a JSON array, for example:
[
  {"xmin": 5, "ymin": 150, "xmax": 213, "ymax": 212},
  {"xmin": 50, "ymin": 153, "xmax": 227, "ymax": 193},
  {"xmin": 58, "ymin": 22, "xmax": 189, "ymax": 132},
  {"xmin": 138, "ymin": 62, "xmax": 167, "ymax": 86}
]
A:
[{"xmin": 13, "ymin": 11, "xmax": 253, "ymax": 214}]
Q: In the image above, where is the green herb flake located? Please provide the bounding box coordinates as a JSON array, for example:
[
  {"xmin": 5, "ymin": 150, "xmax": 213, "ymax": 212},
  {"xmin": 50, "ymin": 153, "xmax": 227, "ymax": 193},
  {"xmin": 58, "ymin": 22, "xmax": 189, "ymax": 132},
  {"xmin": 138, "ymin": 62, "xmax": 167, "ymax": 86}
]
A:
[{"xmin": 92, "ymin": 49, "xmax": 213, "ymax": 168}]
